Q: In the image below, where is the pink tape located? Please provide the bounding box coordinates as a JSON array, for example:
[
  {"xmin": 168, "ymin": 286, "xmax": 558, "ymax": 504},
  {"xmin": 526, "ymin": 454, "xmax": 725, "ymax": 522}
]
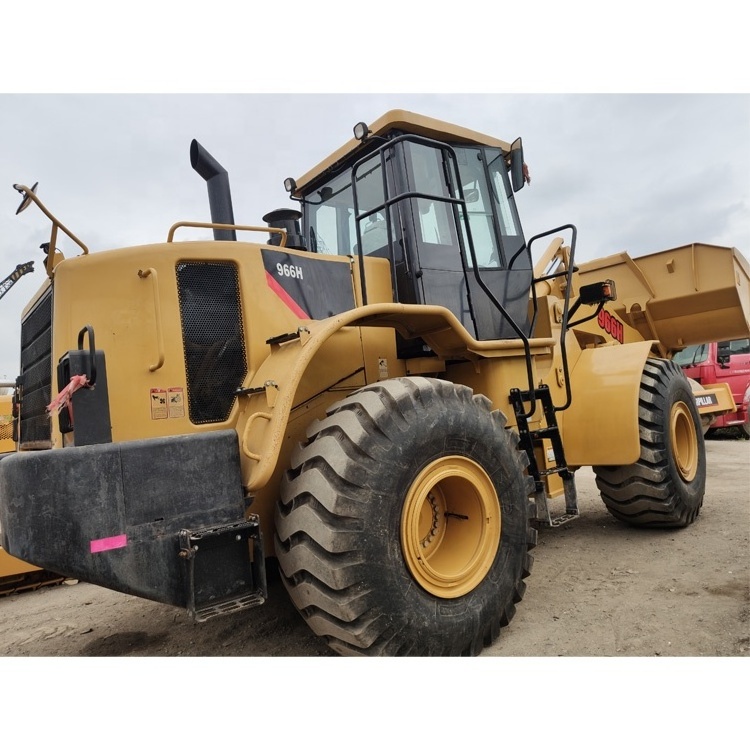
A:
[{"xmin": 90, "ymin": 534, "xmax": 128, "ymax": 553}]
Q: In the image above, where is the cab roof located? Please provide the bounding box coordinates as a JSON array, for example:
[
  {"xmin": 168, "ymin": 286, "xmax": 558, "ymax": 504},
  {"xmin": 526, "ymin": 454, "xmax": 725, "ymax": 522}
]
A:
[{"xmin": 292, "ymin": 109, "xmax": 514, "ymax": 197}]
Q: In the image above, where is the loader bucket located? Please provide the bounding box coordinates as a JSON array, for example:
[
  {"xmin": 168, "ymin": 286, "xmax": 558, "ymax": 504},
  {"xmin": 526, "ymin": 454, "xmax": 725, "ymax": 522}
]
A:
[{"xmin": 576, "ymin": 244, "xmax": 750, "ymax": 351}]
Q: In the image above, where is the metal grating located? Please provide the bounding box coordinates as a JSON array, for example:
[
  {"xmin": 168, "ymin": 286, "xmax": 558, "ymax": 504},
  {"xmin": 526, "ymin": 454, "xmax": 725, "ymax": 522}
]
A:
[
  {"xmin": 19, "ymin": 288, "xmax": 53, "ymax": 447},
  {"xmin": 176, "ymin": 262, "xmax": 247, "ymax": 424}
]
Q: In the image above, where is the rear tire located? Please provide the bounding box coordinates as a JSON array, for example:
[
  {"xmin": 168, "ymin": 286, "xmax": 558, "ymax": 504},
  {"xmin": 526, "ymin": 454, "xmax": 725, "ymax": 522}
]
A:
[
  {"xmin": 274, "ymin": 376, "xmax": 536, "ymax": 656},
  {"xmin": 593, "ymin": 359, "xmax": 706, "ymax": 528}
]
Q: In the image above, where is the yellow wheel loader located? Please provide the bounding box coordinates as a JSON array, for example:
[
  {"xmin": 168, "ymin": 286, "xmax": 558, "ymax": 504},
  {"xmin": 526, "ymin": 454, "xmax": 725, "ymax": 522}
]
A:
[{"xmin": 1, "ymin": 111, "xmax": 747, "ymax": 655}]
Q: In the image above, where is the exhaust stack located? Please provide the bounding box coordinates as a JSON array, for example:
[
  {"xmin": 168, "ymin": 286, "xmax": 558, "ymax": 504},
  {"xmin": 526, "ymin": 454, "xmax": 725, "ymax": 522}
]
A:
[
  {"xmin": 262, "ymin": 208, "xmax": 307, "ymax": 251},
  {"xmin": 190, "ymin": 140, "xmax": 236, "ymax": 241}
]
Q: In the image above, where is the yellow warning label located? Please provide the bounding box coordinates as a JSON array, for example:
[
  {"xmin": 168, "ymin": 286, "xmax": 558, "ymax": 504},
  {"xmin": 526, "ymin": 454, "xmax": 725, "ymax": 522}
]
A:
[
  {"xmin": 168, "ymin": 387, "xmax": 185, "ymax": 418},
  {"xmin": 150, "ymin": 388, "xmax": 168, "ymax": 419}
]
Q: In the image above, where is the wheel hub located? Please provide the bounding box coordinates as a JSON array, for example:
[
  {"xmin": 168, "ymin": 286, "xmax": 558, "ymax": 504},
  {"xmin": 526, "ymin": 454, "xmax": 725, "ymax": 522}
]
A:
[
  {"xmin": 401, "ymin": 456, "xmax": 501, "ymax": 598},
  {"xmin": 670, "ymin": 401, "xmax": 698, "ymax": 482}
]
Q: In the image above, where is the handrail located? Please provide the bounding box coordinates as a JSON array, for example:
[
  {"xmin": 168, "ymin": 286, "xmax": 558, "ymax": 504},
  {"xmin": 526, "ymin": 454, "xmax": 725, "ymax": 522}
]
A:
[
  {"xmin": 527, "ymin": 224, "xmax": 578, "ymax": 412},
  {"xmin": 138, "ymin": 268, "xmax": 165, "ymax": 372},
  {"xmin": 167, "ymin": 221, "xmax": 288, "ymax": 245}
]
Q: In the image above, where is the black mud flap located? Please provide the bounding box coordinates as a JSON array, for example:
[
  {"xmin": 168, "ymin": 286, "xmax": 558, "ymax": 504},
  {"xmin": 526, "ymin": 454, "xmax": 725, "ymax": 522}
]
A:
[{"xmin": 0, "ymin": 430, "xmax": 266, "ymax": 618}]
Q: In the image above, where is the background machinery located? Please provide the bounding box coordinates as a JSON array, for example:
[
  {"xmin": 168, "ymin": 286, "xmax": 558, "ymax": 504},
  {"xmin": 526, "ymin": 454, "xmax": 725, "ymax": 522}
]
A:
[
  {"xmin": 1, "ymin": 260, "xmax": 64, "ymax": 594},
  {"xmin": 0, "ymin": 261, "xmax": 34, "ymax": 302},
  {"xmin": 1, "ymin": 111, "xmax": 748, "ymax": 654},
  {"xmin": 674, "ymin": 338, "xmax": 750, "ymax": 438}
]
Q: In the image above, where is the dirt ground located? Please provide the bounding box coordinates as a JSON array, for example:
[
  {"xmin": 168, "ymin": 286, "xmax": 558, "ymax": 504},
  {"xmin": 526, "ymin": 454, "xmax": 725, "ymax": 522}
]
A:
[{"xmin": 1, "ymin": 434, "xmax": 748, "ymax": 659}]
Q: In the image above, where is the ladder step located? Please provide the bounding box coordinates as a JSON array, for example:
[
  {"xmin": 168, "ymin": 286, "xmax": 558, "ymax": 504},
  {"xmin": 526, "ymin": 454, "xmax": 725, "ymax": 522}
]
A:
[{"xmin": 530, "ymin": 426, "xmax": 559, "ymax": 439}]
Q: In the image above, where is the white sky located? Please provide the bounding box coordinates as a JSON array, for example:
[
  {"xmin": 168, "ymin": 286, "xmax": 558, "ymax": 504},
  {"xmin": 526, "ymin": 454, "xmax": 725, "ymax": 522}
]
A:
[{"xmin": 1, "ymin": 0, "xmax": 747, "ymax": 739}]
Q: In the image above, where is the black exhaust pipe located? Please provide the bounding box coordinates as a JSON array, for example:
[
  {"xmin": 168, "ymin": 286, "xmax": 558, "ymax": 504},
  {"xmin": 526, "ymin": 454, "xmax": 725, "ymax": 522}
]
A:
[{"xmin": 190, "ymin": 140, "xmax": 236, "ymax": 241}]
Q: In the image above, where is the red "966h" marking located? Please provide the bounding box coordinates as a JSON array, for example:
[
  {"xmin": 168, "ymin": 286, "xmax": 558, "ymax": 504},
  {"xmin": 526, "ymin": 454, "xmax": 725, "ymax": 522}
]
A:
[{"xmin": 598, "ymin": 309, "xmax": 624, "ymax": 344}]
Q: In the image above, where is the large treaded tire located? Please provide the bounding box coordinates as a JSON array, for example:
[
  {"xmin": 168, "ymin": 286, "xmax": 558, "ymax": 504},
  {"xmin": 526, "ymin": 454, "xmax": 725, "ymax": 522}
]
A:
[
  {"xmin": 274, "ymin": 377, "xmax": 536, "ymax": 656},
  {"xmin": 593, "ymin": 358, "xmax": 706, "ymax": 528}
]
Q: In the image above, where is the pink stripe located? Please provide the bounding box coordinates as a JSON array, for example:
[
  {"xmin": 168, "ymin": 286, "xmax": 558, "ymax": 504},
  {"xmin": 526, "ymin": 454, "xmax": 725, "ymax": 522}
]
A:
[
  {"xmin": 90, "ymin": 534, "xmax": 128, "ymax": 553},
  {"xmin": 265, "ymin": 271, "xmax": 310, "ymax": 319}
]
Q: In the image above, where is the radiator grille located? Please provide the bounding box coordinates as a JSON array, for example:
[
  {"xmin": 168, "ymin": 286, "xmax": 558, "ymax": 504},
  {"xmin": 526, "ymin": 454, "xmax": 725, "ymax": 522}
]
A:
[
  {"xmin": 176, "ymin": 262, "xmax": 247, "ymax": 424},
  {"xmin": 19, "ymin": 287, "xmax": 53, "ymax": 447}
]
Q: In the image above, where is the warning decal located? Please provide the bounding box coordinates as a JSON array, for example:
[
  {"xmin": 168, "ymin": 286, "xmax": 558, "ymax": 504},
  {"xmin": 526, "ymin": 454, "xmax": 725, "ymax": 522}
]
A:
[
  {"xmin": 168, "ymin": 387, "xmax": 185, "ymax": 418},
  {"xmin": 150, "ymin": 388, "xmax": 168, "ymax": 419},
  {"xmin": 151, "ymin": 387, "xmax": 187, "ymax": 419}
]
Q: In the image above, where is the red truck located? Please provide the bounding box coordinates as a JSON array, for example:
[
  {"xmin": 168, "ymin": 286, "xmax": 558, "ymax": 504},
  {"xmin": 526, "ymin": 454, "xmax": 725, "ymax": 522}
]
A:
[{"xmin": 673, "ymin": 338, "xmax": 750, "ymax": 437}]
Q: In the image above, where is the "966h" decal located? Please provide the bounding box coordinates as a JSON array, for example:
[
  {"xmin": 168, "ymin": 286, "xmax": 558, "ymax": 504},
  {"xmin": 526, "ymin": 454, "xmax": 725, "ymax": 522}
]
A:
[{"xmin": 597, "ymin": 308, "xmax": 624, "ymax": 344}]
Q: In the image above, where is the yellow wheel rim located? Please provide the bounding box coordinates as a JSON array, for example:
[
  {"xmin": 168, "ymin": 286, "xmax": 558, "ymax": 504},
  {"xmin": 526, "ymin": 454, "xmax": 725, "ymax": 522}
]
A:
[
  {"xmin": 670, "ymin": 401, "xmax": 698, "ymax": 482},
  {"xmin": 400, "ymin": 456, "xmax": 501, "ymax": 599}
]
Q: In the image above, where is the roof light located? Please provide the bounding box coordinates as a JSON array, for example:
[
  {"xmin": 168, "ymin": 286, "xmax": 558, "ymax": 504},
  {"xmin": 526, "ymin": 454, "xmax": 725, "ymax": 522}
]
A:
[
  {"xmin": 284, "ymin": 177, "xmax": 297, "ymax": 194},
  {"xmin": 353, "ymin": 121, "xmax": 370, "ymax": 142}
]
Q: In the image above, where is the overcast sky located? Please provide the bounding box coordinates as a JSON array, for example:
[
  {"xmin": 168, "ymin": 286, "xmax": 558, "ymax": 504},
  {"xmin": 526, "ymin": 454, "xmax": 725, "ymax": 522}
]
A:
[{"xmin": 1, "ymin": 93, "xmax": 748, "ymax": 379}]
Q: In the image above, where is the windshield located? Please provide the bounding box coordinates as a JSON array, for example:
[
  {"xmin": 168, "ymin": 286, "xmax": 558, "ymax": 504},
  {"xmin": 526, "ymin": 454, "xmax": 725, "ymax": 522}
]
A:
[{"xmin": 672, "ymin": 344, "xmax": 709, "ymax": 366}]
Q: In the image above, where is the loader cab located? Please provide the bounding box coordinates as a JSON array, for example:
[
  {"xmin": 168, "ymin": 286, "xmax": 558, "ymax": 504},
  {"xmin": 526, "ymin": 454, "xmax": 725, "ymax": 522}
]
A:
[{"xmin": 297, "ymin": 118, "xmax": 533, "ymax": 344}]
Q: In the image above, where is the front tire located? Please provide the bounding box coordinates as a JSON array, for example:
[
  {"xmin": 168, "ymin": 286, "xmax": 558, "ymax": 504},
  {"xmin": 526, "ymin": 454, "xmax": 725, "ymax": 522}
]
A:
[
  {"xmin": 593, "ymin": 359, "xmax": 706, "ymax": 527},
  {"xmin": 274, "ymin": 377, "xmax": 536, "ymax": 656}
]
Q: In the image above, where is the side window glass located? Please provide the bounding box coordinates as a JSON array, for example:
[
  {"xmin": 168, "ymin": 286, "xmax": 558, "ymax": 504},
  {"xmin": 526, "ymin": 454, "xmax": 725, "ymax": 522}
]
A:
[
  {"xmin": 311, "ymin": 204, "xmax": 338, "ymax": 254},
  {"xmin": 729, "ymin": 338, "xmax": 750, "ymax": 355},
  {"xmin": 406, "ymin": 142, "xmax": 456, "ymax": 250},
  {"xmin": 361, "ymin": 211, "xmax": 388, "ymax": 255},
  {"xmin": 488, "ymin": 157, "xmax": 520, "ymax": 237},
  {"xmin": 354, "ymin": 153, "xmax": 385, "ymax": 215},
  {"xmin": 454, "ymin": 147, "xmax": 499, "ymax": 268},
  {"xmin": 486, "ymin": 148, "xmax": 526, "ymax": 269}
]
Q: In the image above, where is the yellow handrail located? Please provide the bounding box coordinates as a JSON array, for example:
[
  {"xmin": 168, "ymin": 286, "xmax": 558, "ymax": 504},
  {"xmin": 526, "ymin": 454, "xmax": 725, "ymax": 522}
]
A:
[
  {"xmin": 138, "ymin": 268, "xmax": 165, "ymax": 372},
  {"xmin": 167, "ymin": 221, "xmax": 288, "ymax": 245}
]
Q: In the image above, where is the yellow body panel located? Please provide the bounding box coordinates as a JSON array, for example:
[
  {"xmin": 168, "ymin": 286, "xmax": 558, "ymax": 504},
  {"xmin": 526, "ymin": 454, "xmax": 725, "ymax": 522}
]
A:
[
  {"xmin": 693, "ymin": 381, "xmax": 735, "ymax": 415},
  {"xmin": 560, "ymin": 341, "xmax": 654, "ymax": 466},
  {"xmin": 0, "ymin": 546, "xmax": 39, "ymax": 577}
]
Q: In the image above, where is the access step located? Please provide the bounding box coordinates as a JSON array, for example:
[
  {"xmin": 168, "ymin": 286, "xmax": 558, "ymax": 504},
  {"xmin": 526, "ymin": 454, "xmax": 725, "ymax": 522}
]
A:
[
  {"xmin": 509, "ymin": 385, "xmax": 579, "ymax": 527},
  {"xmin": 179, "ymin": 517, "xmax": 267, "ymax": 623}
]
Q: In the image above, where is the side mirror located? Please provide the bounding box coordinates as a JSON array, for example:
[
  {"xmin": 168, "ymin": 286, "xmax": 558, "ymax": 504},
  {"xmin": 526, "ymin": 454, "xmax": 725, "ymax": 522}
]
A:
[
  {"xmin": 717, "ymin": 341, "xmax": 731, "ymax": 368},
  {"xmin": 510, "ymin": 138, "xmax": 525, "ymax": 192},
  {"xmin": 14, "ymin": 182, "xmax": 38, "ymax": 214}
]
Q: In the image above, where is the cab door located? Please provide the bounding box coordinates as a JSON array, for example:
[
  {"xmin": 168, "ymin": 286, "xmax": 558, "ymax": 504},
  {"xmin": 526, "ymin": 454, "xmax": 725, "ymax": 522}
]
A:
[{"xmin": 399, "ymin": 140, "xmax": 533, "ymax": 341}]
